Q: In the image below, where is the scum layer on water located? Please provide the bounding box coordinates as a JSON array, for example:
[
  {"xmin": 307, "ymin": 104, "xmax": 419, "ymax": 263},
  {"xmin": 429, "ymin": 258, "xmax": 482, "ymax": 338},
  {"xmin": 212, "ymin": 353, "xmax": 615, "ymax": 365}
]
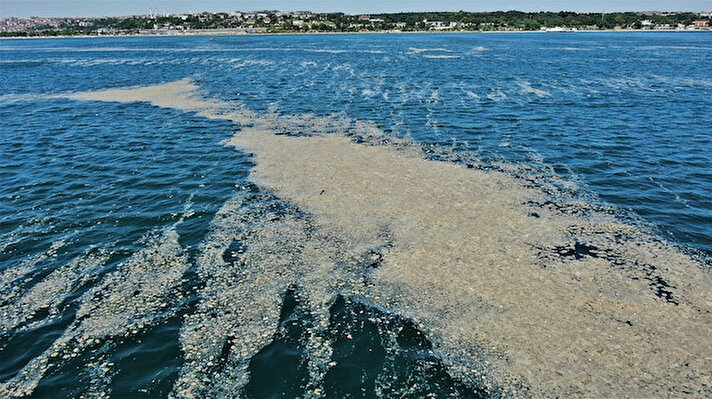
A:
[{"xmin": 1, "ymin": 33, "xmax": 711, "ymax": 399}]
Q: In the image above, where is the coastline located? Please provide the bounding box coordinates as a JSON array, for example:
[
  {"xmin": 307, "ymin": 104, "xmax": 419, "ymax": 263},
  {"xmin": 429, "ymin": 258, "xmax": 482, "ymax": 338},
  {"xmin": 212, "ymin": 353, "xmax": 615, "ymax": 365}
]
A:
[{"xmin": 1, "ymin": 28, "xmax": 710, "ymax": 40}]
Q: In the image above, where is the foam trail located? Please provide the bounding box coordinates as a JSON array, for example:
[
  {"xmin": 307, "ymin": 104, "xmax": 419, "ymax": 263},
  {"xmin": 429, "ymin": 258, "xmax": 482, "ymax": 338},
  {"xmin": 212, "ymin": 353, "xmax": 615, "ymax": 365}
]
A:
[
  {"xmin": 170, "ymin": 195, "xmax": 306, "ymax": 397},
  {"xmin": 0, "ymin": 225, "xmax": 188, "ymax": 397},
  {"xmin": 55, "ymin": 79, "xmax": 219, "ymax": 113},
  {"xmin": 170, "ymin": 191, "xmax": 378, "ymax": 397},
  {"xmin": 0, "ymin": 247, "xmax": 109, "ymax": 335},
  {"xmin": 63, "ymin": 80, "xmax": 712, "ymax": 398},
  {"xmin": 0, "ymin": 93, "xmax": 48, "ymax": 103},
  {"xmin": 0, "ymin": 239, "xmax": 67, "ymax": 308}
]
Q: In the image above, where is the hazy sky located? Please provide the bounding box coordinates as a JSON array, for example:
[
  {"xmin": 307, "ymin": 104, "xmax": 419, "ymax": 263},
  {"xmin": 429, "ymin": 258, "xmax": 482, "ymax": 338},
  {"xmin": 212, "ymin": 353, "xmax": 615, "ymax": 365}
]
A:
[{"xmin": 2, "ymin": 0, "xmax": 710, "ymax": 18}]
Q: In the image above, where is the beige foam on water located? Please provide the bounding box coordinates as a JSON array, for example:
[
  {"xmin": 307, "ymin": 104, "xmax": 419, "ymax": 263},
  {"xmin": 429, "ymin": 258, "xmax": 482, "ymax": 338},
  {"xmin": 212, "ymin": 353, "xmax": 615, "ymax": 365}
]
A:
[
  {"xmin": 64, "ymin": 78, "xmax": 218, "ymax": 112},
  {"xmin": 169, "ymin": 193, "xmax": 384, "ymax": 398},
  {"xmin": 230, "ymin": 128, "xmax": 712, "ymax": 397},
  {"xmin": 0, "ymin": 225, "xmax": 189, "ymax": 397},
  {"xmin": 170, "ymin": 195, "xmax": 309, "ymax": 397},
  {"xmin": 0, "ymin": 239, "xmax": 67, "ymax": 306},
  {"xmin": 0, "ymin": 247, "xmax": 109, "ymax": 335},
  {"xmin": 45, "ymin": 80, "xmax": 712, "ymax": 398}
]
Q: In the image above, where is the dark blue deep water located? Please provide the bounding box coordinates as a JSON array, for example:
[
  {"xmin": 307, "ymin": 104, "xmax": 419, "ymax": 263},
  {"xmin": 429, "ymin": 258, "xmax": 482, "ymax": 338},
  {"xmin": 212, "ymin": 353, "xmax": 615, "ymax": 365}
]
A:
[{"xmin": 1, "ymin": 32, "xmax": 711, "ymax": 398}]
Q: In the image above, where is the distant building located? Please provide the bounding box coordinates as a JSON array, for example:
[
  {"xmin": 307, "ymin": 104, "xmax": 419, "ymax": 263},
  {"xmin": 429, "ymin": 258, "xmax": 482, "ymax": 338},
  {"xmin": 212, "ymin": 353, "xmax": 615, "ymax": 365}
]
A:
[{"xmin": 428, "ymin": 21, "xmax": 458, "ymax": 30}]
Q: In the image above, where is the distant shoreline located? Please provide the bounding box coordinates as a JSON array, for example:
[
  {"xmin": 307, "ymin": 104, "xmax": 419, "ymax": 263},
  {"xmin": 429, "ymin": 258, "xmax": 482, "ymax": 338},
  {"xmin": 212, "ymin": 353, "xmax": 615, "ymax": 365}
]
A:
[{"xmin": 2, "ymin": 28, "xmax": 710, "ymax": 40}]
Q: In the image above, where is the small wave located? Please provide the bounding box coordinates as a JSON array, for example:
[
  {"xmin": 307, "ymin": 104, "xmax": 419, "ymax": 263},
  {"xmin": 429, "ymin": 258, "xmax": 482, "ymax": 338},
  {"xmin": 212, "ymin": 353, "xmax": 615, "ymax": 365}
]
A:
[
  {"xmin": 676, "ymin": 77, "xmax": 712, "ymax": 87},
  {"xmin": 423, "ymin": 54, "xmax": 460, "ymax": 59},
  {"xmin": 0, "ymin": 59, "xmax": 47, "ymax": 66},
  {"xmin": 74, "ymin": 47, "xmax": 138, "ymax": 52},
  {"xmin": 408, "ymin": 47, "xmax": 452, "ymax": 54},
  {"xmin": 649, "ymin": 176, "xmax": 692, "ymax": 208},
  {"xmin": 465, "ymin": 46, "xmax": 489, "ymax": 55},
  {"xmin": 486, "ymin": 90, "xmax": 507, "ymax": 101},
  {"xmin": 56, "ymin": 57, "xmax": 157, "ymax": 67},
  {"xmin": 231, "ymin": 59, "xmax": 276, "ymax": 68},
  {"xmin": 309, "ymin": 49, "xmax": 348, "ymax": 54},
  {"xmin": 464, "ymin": 90, "xmax": 479, "ymax": 98},
  {"xmin": 332, "ymin": 63, "xmax": 355, "ymax": 76},
  {"xmin": 548, "ymin": 47, "xmax": 595, "ymax": 51},
  {"xmin": 517, "ymin": 81, "xmax": 550, "ymax": 97},
  {"xmin": 637, "ymin": 45, "xmax": 712, "ymax": 51}
]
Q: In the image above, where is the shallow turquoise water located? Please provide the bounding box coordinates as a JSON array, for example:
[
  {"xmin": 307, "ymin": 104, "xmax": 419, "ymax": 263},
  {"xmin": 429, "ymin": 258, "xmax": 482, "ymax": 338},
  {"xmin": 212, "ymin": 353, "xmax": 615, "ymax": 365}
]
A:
[{"xmin": 1, "ymin": 32, "xmax": 711, "ymax": 398}]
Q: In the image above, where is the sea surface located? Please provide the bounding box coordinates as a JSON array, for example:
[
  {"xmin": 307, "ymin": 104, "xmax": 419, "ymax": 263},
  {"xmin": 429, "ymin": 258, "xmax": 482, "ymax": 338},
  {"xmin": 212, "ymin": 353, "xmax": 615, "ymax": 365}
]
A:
[{"xmin": 1, "ymin": 32, "xmax": 711, "ymax": 398}]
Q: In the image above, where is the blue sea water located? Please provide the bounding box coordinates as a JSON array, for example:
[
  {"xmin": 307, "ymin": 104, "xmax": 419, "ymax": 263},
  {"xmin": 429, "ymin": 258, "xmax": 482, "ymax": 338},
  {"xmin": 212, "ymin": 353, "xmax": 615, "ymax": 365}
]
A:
[{"xmin": 1, "ymin": 32, "xmax": 711, "ymax": 398}]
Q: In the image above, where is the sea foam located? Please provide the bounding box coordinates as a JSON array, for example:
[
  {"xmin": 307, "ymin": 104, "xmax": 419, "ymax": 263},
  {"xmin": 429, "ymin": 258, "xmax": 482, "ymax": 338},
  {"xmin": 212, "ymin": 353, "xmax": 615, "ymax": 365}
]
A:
[{"xmin": 34, "ymin": 79, "xmax": 712, "ymax": 399}]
